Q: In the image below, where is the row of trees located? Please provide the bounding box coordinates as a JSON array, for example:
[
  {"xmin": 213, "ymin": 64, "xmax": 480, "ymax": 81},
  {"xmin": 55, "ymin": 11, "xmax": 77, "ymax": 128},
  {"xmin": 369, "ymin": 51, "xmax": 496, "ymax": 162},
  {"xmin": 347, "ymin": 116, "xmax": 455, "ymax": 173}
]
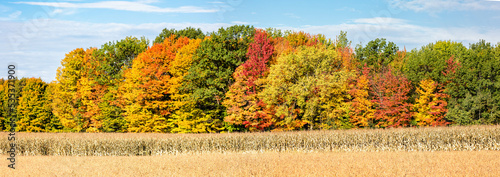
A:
[{"xmin": 1, "ymin": 25, "xmax": 499, "ymax": 132}]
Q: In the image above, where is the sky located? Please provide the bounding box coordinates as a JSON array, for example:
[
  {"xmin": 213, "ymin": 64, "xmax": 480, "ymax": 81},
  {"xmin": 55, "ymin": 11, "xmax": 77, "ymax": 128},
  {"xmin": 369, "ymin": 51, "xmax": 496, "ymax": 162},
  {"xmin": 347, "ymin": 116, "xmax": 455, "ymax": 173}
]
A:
[{"xmin": 1, "ymin": 0, "xmax": 500, "ymax": 82}]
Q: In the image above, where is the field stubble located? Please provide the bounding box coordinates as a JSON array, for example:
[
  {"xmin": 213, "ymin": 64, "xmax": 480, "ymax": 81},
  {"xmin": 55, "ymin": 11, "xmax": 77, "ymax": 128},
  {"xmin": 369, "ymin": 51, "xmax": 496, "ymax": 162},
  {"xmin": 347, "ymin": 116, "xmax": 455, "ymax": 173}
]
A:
[
  {"xmin": 1, "ymin": 151, "xmax": 499, "ymax": 176},
  {"xmin": 1, "ymin": 125, "xmax": 499, "ymax": 156}
]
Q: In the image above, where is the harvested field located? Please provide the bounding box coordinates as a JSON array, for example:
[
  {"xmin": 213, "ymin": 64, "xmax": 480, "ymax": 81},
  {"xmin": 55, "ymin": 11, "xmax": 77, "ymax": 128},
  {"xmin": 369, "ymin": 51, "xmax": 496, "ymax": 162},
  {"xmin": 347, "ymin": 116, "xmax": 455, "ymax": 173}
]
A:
[
  {"xmin": 1, "ymin": 125, "xmax": 499, "ymax": 156},
  {"xmin": 1, "ymin": 151, "xmax": 499, "ymax": 177}
]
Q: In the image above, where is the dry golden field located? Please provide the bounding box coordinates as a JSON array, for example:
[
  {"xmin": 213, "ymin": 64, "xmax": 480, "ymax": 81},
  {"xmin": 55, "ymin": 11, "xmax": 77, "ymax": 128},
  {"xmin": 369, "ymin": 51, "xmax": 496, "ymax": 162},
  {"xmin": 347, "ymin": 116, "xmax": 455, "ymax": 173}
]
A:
[
  {"xmin": 1, "ymin": 125, "xmax": 499, "ymax": 155},
  {"xmin": 1, "ymin": 126, "xmax": 500, "ymax": 176},
  {"xmin": 1, "ymin": 151, "xmax": 500, "ymax": 177}
]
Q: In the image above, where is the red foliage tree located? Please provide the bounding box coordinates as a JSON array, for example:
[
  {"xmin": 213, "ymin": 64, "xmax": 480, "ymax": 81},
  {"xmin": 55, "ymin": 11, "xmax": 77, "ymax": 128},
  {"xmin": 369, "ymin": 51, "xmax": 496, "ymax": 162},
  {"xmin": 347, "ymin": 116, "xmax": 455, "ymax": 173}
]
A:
[
  {"xmin": 241, "ymin": 29, "xmax": 275, "ymax": 94},
  {"xmin": 371, "ymin": 67, "xmax": 413, "ymax": 128},
  {"xmin": 224, "ymin": 29, "xmax": 275, "ymax": 131}
]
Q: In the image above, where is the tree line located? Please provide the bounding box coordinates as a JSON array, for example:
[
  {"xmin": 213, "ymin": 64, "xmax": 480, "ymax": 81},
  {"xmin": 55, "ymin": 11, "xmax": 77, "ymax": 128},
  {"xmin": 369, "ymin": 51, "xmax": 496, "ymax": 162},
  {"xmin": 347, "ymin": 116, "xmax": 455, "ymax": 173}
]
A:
[{"xmin": 1, "ymin": 25, "xmax": 499, "ymax": 132}]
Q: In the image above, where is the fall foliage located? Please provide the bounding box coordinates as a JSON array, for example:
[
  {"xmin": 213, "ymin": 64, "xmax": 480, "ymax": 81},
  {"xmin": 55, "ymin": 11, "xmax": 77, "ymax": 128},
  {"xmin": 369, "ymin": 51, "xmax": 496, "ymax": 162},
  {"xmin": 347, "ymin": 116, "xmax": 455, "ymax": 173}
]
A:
[
  {"xmin": 3, "ymin": 26, "xmax": 500, "ymax": 133},
  {"xmin": 224, "ymin": 29, "xmax": 274, "ymax": 132}
]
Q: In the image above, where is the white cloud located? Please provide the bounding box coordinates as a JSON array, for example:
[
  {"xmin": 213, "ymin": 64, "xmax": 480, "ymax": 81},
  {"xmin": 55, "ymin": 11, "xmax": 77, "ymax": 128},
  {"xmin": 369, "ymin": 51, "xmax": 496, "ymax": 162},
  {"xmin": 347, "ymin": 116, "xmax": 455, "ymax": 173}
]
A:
[
  {"xmin": 50, "ymin": 8, "xmax": 77, "ymax": 16},
  {"xmin": 353, "ymin": 17, "xmax": 406, "ymax": 25},
  {"xmin": 231, "ymin": 21, "xmax": 257, "ymax": 25},
  {"xmin": 0, "ymin": 19, "xmax": 232, "ymax": 82},
  {"xmin": 0, "ymin": 11, "xmax": 22, "ymax": 21},
  {"xmin": 14, "ymin": 1, "xmax": 218, "ymax": 13},
  {"xmin": 136, "ymin": 0, "xmax": 160, "ymax": 3},
  {"xmin": 8, "ymin": 11, "xmax": 22, "ymax": 19},
  {"xmin": 267, "ymin": 17, "xmax": 500, "ymax": 49},
  {"xmin": 208, "ymin": 1, "xmax": 225, "ymax": 4},
  {"xmin": 231, "ymin": 21, "xmax": 249, "ymax": 25},
  {"xmin": 1, "ymin": 17, "xmax": 500, "ymax": 82},
  {"xmin": 336, "ymin": 7, "xmax": 357, "ymax": 12},
  {"xmin": 0, "ymin": 4, "xmax": 10, "ymax": 12},
  {"xmin": 284, "ymin": 13, "xmax": 301, "ymax": 20},
  {"xmin": 390, "ymin": 0, "xmax": 500, "ymax": 13}
]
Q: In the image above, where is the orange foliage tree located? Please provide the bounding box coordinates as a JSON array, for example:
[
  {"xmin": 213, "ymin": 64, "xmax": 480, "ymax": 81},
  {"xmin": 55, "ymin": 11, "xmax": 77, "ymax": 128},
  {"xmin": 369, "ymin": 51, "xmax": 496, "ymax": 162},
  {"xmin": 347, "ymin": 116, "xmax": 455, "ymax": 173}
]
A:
[
  {"xmin": 119, "ymin": 35, "xmax": 189, "ymax": 132},
  {"xmin": 348, "ymin": 66, "xmax": 374, "ymax": 128}
]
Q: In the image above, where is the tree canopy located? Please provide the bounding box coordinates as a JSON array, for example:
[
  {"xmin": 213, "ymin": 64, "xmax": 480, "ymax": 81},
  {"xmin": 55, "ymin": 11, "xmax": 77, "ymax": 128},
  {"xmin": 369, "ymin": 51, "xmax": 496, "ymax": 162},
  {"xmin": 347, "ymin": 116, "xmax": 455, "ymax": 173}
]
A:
[{"xmin": 3, "ymin": 26, "xmax": 500, "ymax": 133}]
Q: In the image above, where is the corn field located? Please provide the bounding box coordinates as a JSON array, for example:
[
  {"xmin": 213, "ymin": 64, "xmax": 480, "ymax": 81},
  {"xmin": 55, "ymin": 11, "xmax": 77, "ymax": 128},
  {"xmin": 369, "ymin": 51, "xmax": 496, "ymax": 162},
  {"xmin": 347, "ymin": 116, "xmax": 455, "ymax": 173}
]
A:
[{"xmin": 1, "ymin": 126, "xmax": 499, "ymax": 156}]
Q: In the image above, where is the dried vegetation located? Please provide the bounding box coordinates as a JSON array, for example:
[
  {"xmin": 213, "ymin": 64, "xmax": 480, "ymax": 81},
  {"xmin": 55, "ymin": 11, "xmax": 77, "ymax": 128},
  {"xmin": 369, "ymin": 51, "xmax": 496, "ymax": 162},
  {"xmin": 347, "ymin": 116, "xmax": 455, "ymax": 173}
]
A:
[{"xmin": 1, "ymin": 126, "xmax": 499, "ymax": 156}]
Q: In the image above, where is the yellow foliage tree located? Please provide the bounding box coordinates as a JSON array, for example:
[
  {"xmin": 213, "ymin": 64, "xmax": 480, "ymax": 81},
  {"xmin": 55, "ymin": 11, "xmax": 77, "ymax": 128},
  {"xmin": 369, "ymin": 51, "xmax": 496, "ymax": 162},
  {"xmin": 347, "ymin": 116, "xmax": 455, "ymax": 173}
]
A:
[
  {"xmin": 52, "ymin": 48, "xmax": 95, "ymax": 132},
  {"xmin": 413, "ymin": 78, "xmax": 449, "ymax": 126},
  {"xmin": 262, "ymin": 45, "xmax": 352, "ymax": 130},
  {"xmin": 16, "ymin": 78, "xmax": 53, "ymax": 132},
  {"xmin": 348, "ymin": 67, "xmax": 375, "ymax": 128},
  {"xmin": 168, "ymin": 38, "xmax": 203, "ymax": 133},
  {"xmin": 0, "ymin": 79, "xmax": 8, "ymax": 131}
]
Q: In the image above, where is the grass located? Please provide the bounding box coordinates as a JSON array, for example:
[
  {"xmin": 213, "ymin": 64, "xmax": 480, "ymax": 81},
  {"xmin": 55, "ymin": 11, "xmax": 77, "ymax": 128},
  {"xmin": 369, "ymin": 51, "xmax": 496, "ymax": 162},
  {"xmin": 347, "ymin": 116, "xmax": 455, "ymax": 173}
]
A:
[
  {"xmin": 2, "ymin": 151, "xmax": 500, "ymax": 177},
  {"xmin": 0, "ymin": 125, "xmax": 499, "ymax": 155}
]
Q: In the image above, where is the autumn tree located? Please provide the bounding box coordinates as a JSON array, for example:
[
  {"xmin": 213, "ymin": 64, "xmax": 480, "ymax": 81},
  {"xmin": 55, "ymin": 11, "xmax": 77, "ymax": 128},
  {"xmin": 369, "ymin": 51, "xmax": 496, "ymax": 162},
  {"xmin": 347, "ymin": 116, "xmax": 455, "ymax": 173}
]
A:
[
  {"xmin": 16, "ymin": 78, "xmax": 54, "ymax": 132},
  {"xmin": 285, "ymin": 31, "xmax": 319, "ymax": 48},
  {"xmin": 167, "ymin": 38, "xmax": 203, "ymax": 133},
  {"xmin": 370, "ymin": 67, "xmax": 413, "ymax": 128},
  {"xmin": 389, "ymin": 48, "xmax": 408, "ymax": 74},
  {"xmin": 223, "ymin": 29, "xmax": 275, "ymax": 132},
  {"xmin": 181, "ymin": 25, "xmax": 255, "ymax": 133},
  {"xmin": 335, "ymin": 31, "xmax": 357, "ymax": 72},
  {"xmin": 44, "ymin": 82, "xmax": 64, "ymax": 131},
  {"xmin": 0, "ymin": 77, "xmax": 25, "ymax": 131},
  {"xmin": 52, "ymin": 48, "xmax": 94, "ymax": 132},
  {"xmin": 348, "ymin": 67, "xmax": 374, "ymax": 128},
  {"xmin": 413, "ymin": 79, "xmax": 449, "ymax": 126},
  {"xmin": 119, "ymin": 35, "xmax": 189, "ymax": 133},
  {"xmin": 86, "ymin": 36, "xmax": 149, "ymax": 132},
  {"xmin": 262, "ymin": 45, "xmax": 352, "ymax": 130},
  {"xmin": 0, "ymin": 79, "xmax": 9, "ymax": 131}
]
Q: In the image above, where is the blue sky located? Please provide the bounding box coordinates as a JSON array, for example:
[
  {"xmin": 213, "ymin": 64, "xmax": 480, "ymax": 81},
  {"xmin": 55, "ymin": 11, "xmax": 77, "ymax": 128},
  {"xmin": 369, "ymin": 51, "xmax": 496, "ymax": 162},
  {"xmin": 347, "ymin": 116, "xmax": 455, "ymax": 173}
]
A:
[{"xmin": 1, "ymin": 0, "xmax": 500, "ymax": 82}]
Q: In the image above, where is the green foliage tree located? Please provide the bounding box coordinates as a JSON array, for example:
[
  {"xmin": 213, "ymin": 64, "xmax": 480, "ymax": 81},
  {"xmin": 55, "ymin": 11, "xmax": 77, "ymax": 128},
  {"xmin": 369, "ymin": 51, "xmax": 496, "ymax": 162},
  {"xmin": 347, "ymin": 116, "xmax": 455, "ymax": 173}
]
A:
[
  {"xmin": 335, "ymin": 31, "xmax": 351, "ymax": 49},
  {"xmin": 86, "ymin": 36, "xmax": 149, "ymax": 132},
  {"xmin": 181, "ymin": 25, "xmax": 255, "ymax": 133},
  {"xmin": 355, "ymin": 38, "xmax": 398, "ymax": 71},
  {"xmin": 153, "ymin": 27, "xmax": 205, "ymax": 44},
  {"xmin": 446, "ymin": 40, "xmax": 500, "ymax": 124},
  {"xmin": 83, "ymin": 36, "xmax": 150, "ymax": 85},
  {"xmin": 404, "ymin": 41, "xmax": 467, "ymax": 84}
]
